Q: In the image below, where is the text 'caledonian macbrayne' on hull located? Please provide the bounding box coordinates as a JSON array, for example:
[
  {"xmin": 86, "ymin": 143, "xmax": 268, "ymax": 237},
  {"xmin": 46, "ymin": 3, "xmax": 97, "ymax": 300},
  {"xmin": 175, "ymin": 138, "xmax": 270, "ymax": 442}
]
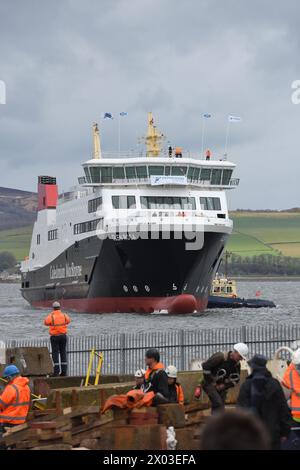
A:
[{"xmin": 21, "ymin": 114, "xmax": 238, "ymax": 314}]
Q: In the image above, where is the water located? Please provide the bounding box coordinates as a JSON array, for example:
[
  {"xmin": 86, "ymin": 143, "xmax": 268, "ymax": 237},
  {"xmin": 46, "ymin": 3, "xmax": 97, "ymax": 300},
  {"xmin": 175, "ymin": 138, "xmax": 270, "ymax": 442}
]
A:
[{"xmin": 0, "ymin": 281, "xmax": 299, "ymax": 341}]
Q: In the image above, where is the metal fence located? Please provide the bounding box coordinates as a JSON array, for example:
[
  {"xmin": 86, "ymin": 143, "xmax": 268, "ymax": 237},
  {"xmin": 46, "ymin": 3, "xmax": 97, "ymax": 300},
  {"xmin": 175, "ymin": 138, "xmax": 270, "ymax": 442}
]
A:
[{"xmin": 5, "ymin": 322, "xmax": 300, "ymax": 376}]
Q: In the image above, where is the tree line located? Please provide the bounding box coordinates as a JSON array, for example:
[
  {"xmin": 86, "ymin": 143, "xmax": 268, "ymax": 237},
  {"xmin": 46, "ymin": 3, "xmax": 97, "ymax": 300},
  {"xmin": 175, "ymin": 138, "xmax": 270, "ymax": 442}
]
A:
[
  {"xmin": 0, "ymin": 252, "xmax": 17, "ymax": 272},
  {"xmin": 220, "ymin": 253, "xmax": 300, "ymax": 276}
]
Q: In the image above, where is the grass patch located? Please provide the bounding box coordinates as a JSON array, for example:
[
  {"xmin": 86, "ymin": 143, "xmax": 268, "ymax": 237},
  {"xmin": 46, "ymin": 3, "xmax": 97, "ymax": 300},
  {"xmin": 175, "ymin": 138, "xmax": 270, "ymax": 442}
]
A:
[
  {"xmin": 228, "ymin": 212, "xmax": 300, "ymax": 258},
  {"xmin": 0, "ymin": 225, "xmax": 33, "ymax": 261}
]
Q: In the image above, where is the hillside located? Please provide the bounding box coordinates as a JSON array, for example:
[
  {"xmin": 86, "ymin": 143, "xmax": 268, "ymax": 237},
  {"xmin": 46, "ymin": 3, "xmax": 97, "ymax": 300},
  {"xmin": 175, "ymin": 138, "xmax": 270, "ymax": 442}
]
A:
[
  {"xmin": 0, "ymin": 226, "xmax": 33, "ymax": 261},
  {"xmin": 0, "ymin": 187, "xmax": 37, "ymax": 230},
  {"xmin": 228, "ymin": 212, "xmax": 300, "ymax": 258}
]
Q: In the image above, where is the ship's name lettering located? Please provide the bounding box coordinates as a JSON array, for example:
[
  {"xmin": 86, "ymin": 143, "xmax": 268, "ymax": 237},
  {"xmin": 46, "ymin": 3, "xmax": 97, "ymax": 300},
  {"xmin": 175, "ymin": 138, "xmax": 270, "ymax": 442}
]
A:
[{"xmin": 50, "ymin": 263, "xmax": 82, "ymax": 279}]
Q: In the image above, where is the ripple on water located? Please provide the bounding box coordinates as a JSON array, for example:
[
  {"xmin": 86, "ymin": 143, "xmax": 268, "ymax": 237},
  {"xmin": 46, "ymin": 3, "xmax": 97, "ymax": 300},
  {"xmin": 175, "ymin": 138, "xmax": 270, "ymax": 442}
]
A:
[{"xmin": 0, "ymin": 281, "xmax": 299, "ymax": 340}]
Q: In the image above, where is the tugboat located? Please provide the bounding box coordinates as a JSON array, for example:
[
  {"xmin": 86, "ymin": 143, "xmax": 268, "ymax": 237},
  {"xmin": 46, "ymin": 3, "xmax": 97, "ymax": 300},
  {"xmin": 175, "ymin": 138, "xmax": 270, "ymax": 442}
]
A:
[{"xmin": 207, "ymin": 276, "xmax": 276, "ymax": 309}]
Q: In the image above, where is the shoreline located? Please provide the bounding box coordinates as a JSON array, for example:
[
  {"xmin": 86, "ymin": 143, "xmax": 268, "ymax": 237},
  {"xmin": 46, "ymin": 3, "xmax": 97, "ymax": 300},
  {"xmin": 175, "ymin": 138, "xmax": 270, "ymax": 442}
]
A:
[
  {"xmin": 1, "ymin": 276, "xmax": 300, "ymax": 286},
  {"xmin": 232, "ymin": 276, "xmax": 300, "ymax": 281}
]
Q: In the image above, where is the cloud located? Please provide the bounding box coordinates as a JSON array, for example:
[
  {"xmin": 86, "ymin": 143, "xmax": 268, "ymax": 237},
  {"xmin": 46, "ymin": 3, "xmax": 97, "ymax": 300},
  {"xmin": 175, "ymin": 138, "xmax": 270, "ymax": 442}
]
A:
[{"xmin": 0, "ymin": 0, "xmax": 299, "ymax": 208}]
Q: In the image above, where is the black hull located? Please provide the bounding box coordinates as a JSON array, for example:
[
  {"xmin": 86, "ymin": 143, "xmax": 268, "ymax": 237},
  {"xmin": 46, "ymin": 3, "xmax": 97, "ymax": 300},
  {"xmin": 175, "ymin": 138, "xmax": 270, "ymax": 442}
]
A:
[{"xmin": 21, "ymin": 231, "xmax": 228, "ymax": 313}]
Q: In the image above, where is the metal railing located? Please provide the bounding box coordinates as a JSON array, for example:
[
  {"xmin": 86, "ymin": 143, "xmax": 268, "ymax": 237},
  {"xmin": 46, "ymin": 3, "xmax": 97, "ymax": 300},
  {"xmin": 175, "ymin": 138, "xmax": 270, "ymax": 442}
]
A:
[
  {"xmin": 5, "ymin": 322, "xmax": 300, "ymax": 376},
  {"xmin": 82, "ymin": 177, "xmax": 236, "ymax": 188}
]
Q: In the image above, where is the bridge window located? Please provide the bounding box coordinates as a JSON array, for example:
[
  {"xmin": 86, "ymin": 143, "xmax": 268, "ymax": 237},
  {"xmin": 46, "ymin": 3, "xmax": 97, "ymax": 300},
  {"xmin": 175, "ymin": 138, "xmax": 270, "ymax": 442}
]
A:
[
  {"xmin": 136, "ymin": 166, "xmax": 148, "ymax": 178},
  {"xmin": 221, "ymin": 169, "xmax": 233, "ymax": 185},
  {"xmin": 149, "ymin": 166, "xmax": 164, "ymax": 176},
  {"xmin": 211, "ymin": 169, "xmax": 222, "ymax": 185},
  {"xmin": 88, "ymin": 197, "xmax": 102, "ymax": 213},
  {"xmin": 171, "ymin": 166, "xmax": 187, "ymax": 176},
  {"xmin": 140, "ymin": 196, "xmax": 195, "ymax": 210},
  {"xmin": 84, "ymin": 167, "xmax": 91, "ymax": 183},
  {"xmin": 187, "ymin": 167, "xmax": 200, "ymax": 181},
  {"xmin": 101, "ymin": 166, "xmax": 112, "ymax": 183},
  {"xmin": 112, "ymin": 195, "xmax": 136, "ymax": 209},
  {"xmin": 125, "ymin": 166, "xmax": 136, "ymax": 179},
  {"xmin": 200, "ymin": 197, "xmax": 221, "ymax": 211},
  {"xmin": 90, "ymin": 167, "xmax": 101, "ymax": 183},
  {"xmin": 37, "ymin": 234, "xmax": 40, "ymax": 245},
  {"xmin": 187, "ymin": 167, "xmax": 194, "ymax": 179},
  {"xmin": 113, "ymin": 167, "xmax": 125, "ymax": 179},
  {"xmin": 165, "ymin": 166, "xmax": 171, "ymax": 175},
  {"xmin": 200, "ymin": 168, "xmax": 211, "ymax": 181}
]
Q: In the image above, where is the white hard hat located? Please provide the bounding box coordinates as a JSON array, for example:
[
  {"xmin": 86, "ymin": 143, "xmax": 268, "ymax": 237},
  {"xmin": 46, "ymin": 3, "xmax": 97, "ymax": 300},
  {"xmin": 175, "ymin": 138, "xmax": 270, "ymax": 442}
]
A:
[
  {"xmin": 134, "ymin": 368, "xmax": 146, "ymax": 378},
  {"xmin": 52, "ymin": 301, "xmax": 61, "ymax": 308},
  {"xmin": 233, "ymin": 343, "xmax": 249, "ymax": 360},
  {"xmin": 292, "ymin": 349, "xmax": 300, "ymax": 365},
  {"xmin": 166, "ymin": 365, "xmax": 178, "ymax": 378}
]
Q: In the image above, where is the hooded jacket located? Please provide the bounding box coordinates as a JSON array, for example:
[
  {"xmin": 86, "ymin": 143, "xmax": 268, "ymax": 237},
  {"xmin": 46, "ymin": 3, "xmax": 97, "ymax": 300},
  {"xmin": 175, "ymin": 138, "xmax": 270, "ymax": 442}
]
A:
[{"xmin": 237, "ymin": 369, "xmax": 291, "ymax": 449}]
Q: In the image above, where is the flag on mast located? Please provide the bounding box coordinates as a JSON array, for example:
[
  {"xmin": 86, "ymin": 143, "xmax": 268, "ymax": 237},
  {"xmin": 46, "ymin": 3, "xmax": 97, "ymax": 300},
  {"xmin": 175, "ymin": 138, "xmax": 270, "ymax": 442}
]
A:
[
  {"xmin": 203, "ymin": 113, "xmax": 211, "ymax": 118},
  {"xmin": 102, "ymin": 112, "xmax": 114, "ymax": 119},
  {"xmin": 119, "ymin": 111, "xmax": 128, "ymax": 116},
  {"xmin": 228, "ymin": 115, "xmax": 241, "ymax": 122}
]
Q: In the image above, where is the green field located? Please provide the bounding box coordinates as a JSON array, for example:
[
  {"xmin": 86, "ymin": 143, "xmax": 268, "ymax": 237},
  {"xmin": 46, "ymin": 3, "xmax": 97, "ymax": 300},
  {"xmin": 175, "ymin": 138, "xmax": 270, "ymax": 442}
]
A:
[
  {"xmin": 0, "ymin": 212, "xmax": 299, "ymax": 261},
  {"xmin": 228, "ymin": 212, "xmax": 300, "ymax": 258},
  {"xmin": 0, "ymin": 226, "xmax": 33, "ymax": 261}
]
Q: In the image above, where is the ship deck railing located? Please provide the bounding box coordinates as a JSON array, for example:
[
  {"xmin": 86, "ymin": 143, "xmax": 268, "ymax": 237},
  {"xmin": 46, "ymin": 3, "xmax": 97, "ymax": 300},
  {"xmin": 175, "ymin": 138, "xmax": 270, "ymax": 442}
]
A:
[
  {"xmin": 80, "ymin": 177, "xmax": 240, "ymax": 188},
  {"xmin": 92, "ymin": 150, "xmax": 231, "ymax": 160}
]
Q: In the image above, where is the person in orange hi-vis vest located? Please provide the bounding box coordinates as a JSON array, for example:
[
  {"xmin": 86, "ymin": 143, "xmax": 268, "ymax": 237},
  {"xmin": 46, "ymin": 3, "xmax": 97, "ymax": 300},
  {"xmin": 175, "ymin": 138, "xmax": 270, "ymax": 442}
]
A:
[
  {"xmin": 205, "ymin": 149, "xmax": 211, "ymax": 160},
  {"xmin": 44, "ymin": 301, "xmax": 71, "ymax": 376},
  {"xmin": 165, "ymin": 365, "xmax": 184, "ymax": 405},
  {"xmin": 0, "ymin": 365, "xmax": 30, "ymax": 436},
  {"xmin": 175, "ymin": 147, "xmax": 182, "ymax": 158},
  {"xmin": 282, "ymin": 349, "xmax": 300, "ymax": 424}
]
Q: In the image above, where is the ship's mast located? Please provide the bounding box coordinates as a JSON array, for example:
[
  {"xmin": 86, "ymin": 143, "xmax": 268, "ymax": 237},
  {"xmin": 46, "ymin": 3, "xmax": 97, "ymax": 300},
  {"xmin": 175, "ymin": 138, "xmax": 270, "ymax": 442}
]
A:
[
  {"xmin": 92, "ymin": 122, "xmax": 102, "ymax": 159},
  {"xmin": 145, "ymin": 112, "xmax": 165, "ymax": 157}
]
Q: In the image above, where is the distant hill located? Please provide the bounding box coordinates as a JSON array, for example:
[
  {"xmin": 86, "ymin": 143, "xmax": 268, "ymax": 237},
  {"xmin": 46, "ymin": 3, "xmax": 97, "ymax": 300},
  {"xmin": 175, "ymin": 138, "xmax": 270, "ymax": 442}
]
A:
[{"xmin": 0, "ymin": 187, "xmax": 37, "ymax": 230}]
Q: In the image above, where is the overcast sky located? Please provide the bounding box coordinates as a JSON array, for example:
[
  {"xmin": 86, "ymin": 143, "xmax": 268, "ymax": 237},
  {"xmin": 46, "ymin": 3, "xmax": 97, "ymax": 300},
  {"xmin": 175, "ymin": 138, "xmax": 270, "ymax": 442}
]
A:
[{"xmin": 0, "ymin": 0, "xmax": 300, "ymax": 209}]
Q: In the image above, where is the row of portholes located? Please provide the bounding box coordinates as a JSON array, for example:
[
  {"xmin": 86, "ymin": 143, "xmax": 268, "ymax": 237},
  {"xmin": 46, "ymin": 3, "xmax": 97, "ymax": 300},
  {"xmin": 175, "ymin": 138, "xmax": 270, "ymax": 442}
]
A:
[
  {"xmin": 122, "ymin": 284, "xmax": 208, "ymax": 294},
  {"xmin": 123, "ymin": 284, "xmax": 151, "ymax": 293}
]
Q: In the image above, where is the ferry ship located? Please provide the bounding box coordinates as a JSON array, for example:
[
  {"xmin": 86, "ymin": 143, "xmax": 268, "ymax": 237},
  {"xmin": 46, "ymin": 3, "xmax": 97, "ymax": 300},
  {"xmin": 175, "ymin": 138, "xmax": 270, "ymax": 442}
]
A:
[{"xmin": 21, "ymin": 114, "xmax": 239, "ymax": 314}]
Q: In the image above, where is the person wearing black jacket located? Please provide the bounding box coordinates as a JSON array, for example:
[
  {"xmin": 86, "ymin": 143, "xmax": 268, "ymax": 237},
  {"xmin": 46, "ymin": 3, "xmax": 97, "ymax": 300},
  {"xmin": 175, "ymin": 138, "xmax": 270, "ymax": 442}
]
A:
[
  {"xmin": 144, "ymin": 349, "xmax": 169, "ymax": 405},
  {"xmin": 201, "ymin": 343, "xmax": 249, "ymax": 413},
  {"xmin": 237, "ymin": 354, "xmax": 291, "ymax": 450}
]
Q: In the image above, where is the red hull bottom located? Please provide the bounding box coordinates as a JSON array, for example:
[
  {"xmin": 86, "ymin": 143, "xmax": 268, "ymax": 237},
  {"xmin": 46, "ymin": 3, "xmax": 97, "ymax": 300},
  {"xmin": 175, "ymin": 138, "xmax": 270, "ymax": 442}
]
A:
[{"xmin": 32, "ymin": 294, "xmax": 207, "ymax": 314}]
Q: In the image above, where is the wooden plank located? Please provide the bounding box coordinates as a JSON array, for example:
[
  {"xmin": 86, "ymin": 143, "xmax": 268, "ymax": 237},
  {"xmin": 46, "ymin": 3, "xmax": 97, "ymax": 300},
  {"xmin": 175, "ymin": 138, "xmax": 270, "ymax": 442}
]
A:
[
  {"xmin": 3, "ymin": 423, "xmax": 28, "ymax": 435},
  {"xmin": 15, "ymin": 439, "xmax": 41, "ymax": 450},
  {"xmin": 71, "ymin": 427, "xmax": 103, "ymax": 446},
  {"xmin": 4, "ymin": 429, "xmax": 39, "ymax": 446},
  {"xmin": 29, "ymin": 421, "xmax": 58, "ymax": 430},
  {"xmin": 31, "ymin": 444, "xmax": 72, "ymax": 450},
  {"xmin": 184, "ymin": 402, "xmax": 210, "ymax": 413},
  {"xmin": 37, "ymin": 429, "xmax": 64, "ymax": 441}
]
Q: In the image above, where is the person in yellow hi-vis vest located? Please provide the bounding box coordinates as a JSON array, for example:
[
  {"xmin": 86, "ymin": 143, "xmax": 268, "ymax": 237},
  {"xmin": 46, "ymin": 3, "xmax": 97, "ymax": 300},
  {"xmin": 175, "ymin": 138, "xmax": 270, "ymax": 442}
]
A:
[{"xmin": 44, "ymin": 301, "xmax": 71, "ymax": 376}]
